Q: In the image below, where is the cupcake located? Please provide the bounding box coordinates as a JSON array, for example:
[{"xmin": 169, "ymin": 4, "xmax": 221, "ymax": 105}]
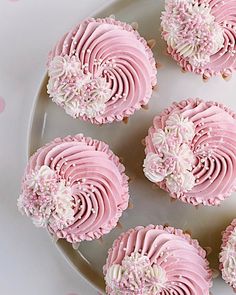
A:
[
  {"xmin": 47, "ymin": 17, "xmax": 157, "ymax": 124},
  {"xmin": 17, "ymin": 134, "xmax": 129, "ymax": 243},
  {"xmin": 161, "ymin": 0, "xmax": 236, "ymax": 80},
  {"xmin": 144, "ymin": 98, "xmax": 236, "ymax": 206},
  {"xmin": 219, "ymin": 219, "xmax": 236, "ymax": 292},
  {"xmin": 104, "ymin": 224, "xmax": 212, "ymax": 295}
]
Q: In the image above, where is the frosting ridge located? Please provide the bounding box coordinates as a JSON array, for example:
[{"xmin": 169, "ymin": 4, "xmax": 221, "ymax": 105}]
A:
[
  {"xmin": 104, "ymin": 225, "xmax": 212, "ymax": 295},
  {"xmin": 48, "ymin": 17, "xmax": 157, "ymax": 123},
  {"xmin": 18, "ymin": 134, "xmax": 129, "ymax": 243},
  {"xmin": 161, "ymin": 0, "xmax": 236, "ymax": 79},
  {"xmin": 145, "ymin": 99, "xmax": 236, "ymax": 206}
]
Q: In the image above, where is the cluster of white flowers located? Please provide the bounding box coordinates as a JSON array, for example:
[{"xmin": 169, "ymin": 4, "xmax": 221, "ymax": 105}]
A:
[
  {"xmin": 17, "ymin": 165, "xmax": 74, "ymax": 230},
  {"xmin": 47, "ymin": 55, "xmax": 112, "ymax": 119},
  {"xmin": 144, "ymin": 114, "xmax": 196, "ymax": 195},
  {"xmin": 105, "ymin": 252, "xmax": 167, "ymax": 294},
  {"xmin": 161, "ymin": 0, "xmax": 224, "ymax": 67},
  {"xmin": 220, "ymin": 229, "xmax": 236, "ymax": 289}
]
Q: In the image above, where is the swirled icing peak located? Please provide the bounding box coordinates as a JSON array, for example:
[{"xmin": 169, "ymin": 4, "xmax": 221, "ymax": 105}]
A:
[
  {"xmin": 18, "ymin": 165, "xmax": 74, "ymax": 229},
  {"xmin": 105, "ymin": 252, "xmax": 166, "ymax": 294},
  {"xmin": 145, "ymin": 99, "xmax": 236, "ymax": 206},
  {"xmin": 161, "ymin": 0, "xmax": 224, "ymax": 68},
  {"xmin": 143, "ymin": 114, "xmax": 195, "ymax": 195},
  {"xmin": 47, "ymin": 17, "xmax": 157, "ymax": 124},
  {"xmin": 220, "ymin": 219, "xmax": 236, "ymax": 292},
  {"xmin": 104, "ymin": 225, "xmax": 212, "ymax": 295},
  {"xmin": 18, "ymin": 134, "xmax": 129, "ymax": 243}
]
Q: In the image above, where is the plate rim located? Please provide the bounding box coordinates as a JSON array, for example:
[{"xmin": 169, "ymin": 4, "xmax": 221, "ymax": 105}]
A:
[{"xmin": 26, "ymin": 1, "xmax": 123, "ymax": 293}]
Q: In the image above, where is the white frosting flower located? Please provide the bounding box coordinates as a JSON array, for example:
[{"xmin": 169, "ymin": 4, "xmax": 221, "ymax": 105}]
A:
[
  {"xmin": 188, "ymin": 53, "xmax": 211, "ymax": 68},
  {"xmin": 17, "ymin": 165, "xmax": 74, "ymax": 229},
  {"xmin": 144, "ymin": 114, "xmax": 196, "ymax": 194},
  {"xmin": 211, "ymin": 23, "xmax": 225, "ymax": 54},
  {"xmin": 47, "ymin": 55, "xmax": 112, "ymax": 119},
  {"xmin": 166, "ymin": 170, "xmax": 195, "ymax": 194},
  {"xmin": 143, "ymin": 153, "xmax": 170, "ymax": 183},
  {"xmin": 50, "ymin": 181, "xmax": 75, "ymax": 230},
  {"xmin": 48, "ymin": 55, "xmax": 83, "ymax": 79},
  {"xmin": 152, "ymin": 129, "xmax": 168, "ymax": 147},
  {"xmin": 146, "ymin": 264, "xmax": 167, "ymax": 293},
  {"xmin": 173, "ymin": 143, "xmax": 195, "ymax": 173},
  {"xmin": 166, "ymin": 114, "xmax": 195, "ymax": 142},
  {"xmin": 220, "ymin": 229, "xmax": 236, "ymax": 289},
  {"xmin": 25, "ymin": 165, "xmax": 55, "ymax": 192},
  {"xmin": 161, "ymin": 0, "xmax": 224, "ymax": 67},
  {"xmin": 105, "ymin": 252, "xmax": 167, "ymax": 294},
  {"xmin": 105, "ymin": 264, "xmax": 123, "ymax": 290}
]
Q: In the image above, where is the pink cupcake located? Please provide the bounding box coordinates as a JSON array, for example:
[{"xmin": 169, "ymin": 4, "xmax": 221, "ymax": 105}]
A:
[
  {"xmin": 144, "ymin": 98, "xmax": 236, "ymax": 206},
  {"xmin": 219, "ymin": 219, "xmax": 236, "ymax": 292},
  {"xmin": 47, "ymin": 17, "xmax": 157, "ymax": 124},
  {"xmin": 17, "ymin": 134, "xmax": 129, "ymax": 244},
  {"xmin": 103, "ymin": 225, "xmax": 212, "ymax": 295},
  {"xmin": 161, "ymin": 0, "xmax": 236, "ymax": 80}
]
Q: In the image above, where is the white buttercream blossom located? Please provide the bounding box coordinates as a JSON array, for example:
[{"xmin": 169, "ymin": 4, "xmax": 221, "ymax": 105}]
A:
[
  {"xmin": 166, "ymin": 170, "xmax": 195, "ymax": 194},
  {"xmin": 105, "ymin": 252, "xmax": 167, "ymax": 294},
  {"xmin": 220, "ymin": 229, "xmax": 236, "ymax": 289},
  {"xmin": 161, "ymin": 0, "xmax": 224, "ymax": 67},
  {"xmin": 166, "ymin": 114, "xmax": 195, "ymax": 142},
  {"xmin": 152, "ymin": 129, "xmax": 168, "ymax": 147},
  {"xmin": 143, "ymin": 153, "xmax": 171, "ymax": 183},
  {"xmin": 17, "ymin": 165, "xmax": 74, "ymax": 229},
  {"xmin": 144, "ymin": 114, "xmax": 196, "ymax": 194},
  {"xmin": 47, "ymin": 55, "xmax": 112, "ymax": 119},
  {"xmin": 48, "ymin": 55, "xmax": 83, "ymax": 79}
]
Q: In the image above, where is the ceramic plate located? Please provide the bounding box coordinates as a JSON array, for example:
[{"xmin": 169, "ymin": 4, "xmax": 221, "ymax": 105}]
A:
[{"xmin": 28, "ymin": 0, "xmax": 236, "ymax": 294}]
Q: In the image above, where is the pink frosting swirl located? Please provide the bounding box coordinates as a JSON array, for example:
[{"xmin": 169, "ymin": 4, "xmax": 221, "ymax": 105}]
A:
[
  {"xmin": 21, "ymin": 134, "xmax": 129, "ymax": 243},
  {"xmin": 163, "ymin": 0, "xmax": 236, "ymax": 79},
  {"xmin": 220, "ymin": 219, "xmax": 236, "ymax": 292},
  {"xmin": 48, "ymin": 17, "xmax": 157, "ymax": 124},
  {"xmin": 145, "ymin": 98, "xmax": 236, "ymax": 206},
  {"xmin": 104, "ymin": 225, "xmax": 212, "ymax": 295}
]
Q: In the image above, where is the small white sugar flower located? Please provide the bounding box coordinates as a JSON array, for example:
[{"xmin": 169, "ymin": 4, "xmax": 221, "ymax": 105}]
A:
[
  {"xmin": 143, "ymin": 153, "xmax": 168, "ymax": 183},
  {"xmin": 152, "ymin": 129, "xmax": 168, "ymax": 147},
  {"xmin": 166, "ymin": 114, "xmax": 195, "ymax": 142},
  {"xmin": 47, "ymin": 55, "xmax": 112, "ymax": 119},
  {"xmin": 166, "ymin": 170, "xmax": 195, "ymax": 194},
  {"xmin": 48, "ymin": 55, "xmax": 83, "ymax": 79}
]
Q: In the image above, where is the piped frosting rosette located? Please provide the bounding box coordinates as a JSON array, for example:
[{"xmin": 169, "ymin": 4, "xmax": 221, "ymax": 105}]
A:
[
  {"xmin": 144, "ymin": 98, "xmax": 236, "ymax": 206},
  {"xmin": 47, "ymin": 17, "xmax": 157, "ymax": 124},
  {"xmin": 161, "ymin": 0, "xmax": 236, "ymax": 80},
  {"xmin": 17, "ymin": 134, "xmax": 129, "ymax": 243},
  {"xmin": 220, "ymin": 219, "xmax": 236, "ymax": 292},
  {"xmin": 103, "ymin": 225, "xmax": 212, "ymax": 295}
]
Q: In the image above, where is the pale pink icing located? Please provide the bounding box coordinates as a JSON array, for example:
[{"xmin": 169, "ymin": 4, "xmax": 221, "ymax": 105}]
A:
[
  {"xmin": 21, "ymin": 134, "xmax": 129, "ymax": 243},
  {"xmin": 163, "ymin": 0, "xmax": 236, "ymax": 79},
  {"xmin": 48, "ymin": 17, "xmax": 157, "ymax": 124},
  {"xmin": 145, "ymin": 98, "xmax": 236, "ymax": 206},
  {"xmin": 104, "ymin": 224, "xmax": 212, "ymax": 295},
  {"xmin": 220, "ymin": 219, "xmax": 236, "ymax": 292}
]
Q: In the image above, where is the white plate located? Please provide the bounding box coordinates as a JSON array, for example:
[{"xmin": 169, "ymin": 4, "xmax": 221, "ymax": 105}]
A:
[{"xmin": 28, "ymin": 0, "xmax": 236, "ymax": 294}]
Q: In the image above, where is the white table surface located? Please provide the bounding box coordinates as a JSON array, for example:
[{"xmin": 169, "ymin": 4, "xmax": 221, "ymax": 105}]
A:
[{"xmin": 0, "ymin": 1, "xmax": 109, "ymax": 294}]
